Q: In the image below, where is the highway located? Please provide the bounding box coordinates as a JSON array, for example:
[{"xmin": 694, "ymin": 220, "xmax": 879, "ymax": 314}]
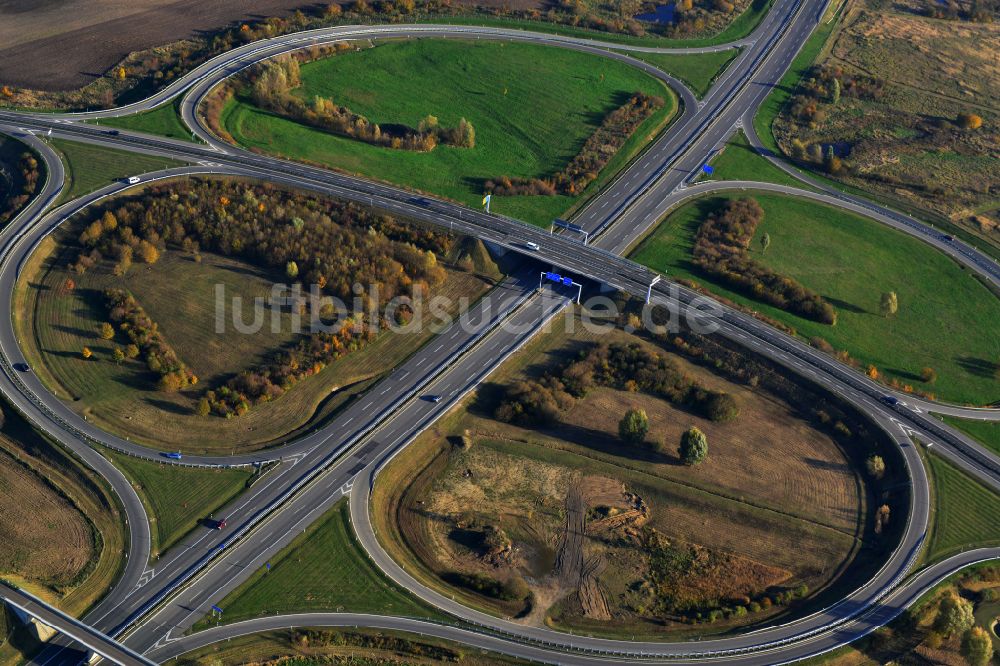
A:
[{"xmin": 0, "ymin": 0, "xmax": 998, "ymax": 664}]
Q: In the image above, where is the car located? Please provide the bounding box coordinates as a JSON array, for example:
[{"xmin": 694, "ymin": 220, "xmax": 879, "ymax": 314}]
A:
[
  {"xmin": 525, "ymin": 241, "xmax": 540, "ymax": 251},
  {"xmin": 105, "ymin": 130, "xmax": 120, "ymax": 136},
  {"xmin": 13, "ymin": 362, "xmax": 29, "ymax": 372},
  {"xmin": 426, "ymin": 394, "xmax": 443, "ymax": 403},
  {"xmin": 880, "ymin": 395, "xmax": 899, "ymax": 406},
  {"xmin": 943, "ymin": 234, "xmax": 954, "ymax": 242},
  {"xmin": 126, "ymin": 176, "xmax": 141, "ymax": 185},
  {"xmin": 213, "ymin": 518, "xmax": 228, "ymax": 530},
  {"xmin": 162, "ymin": 451, "xmax": 183, "ymax": 460}
]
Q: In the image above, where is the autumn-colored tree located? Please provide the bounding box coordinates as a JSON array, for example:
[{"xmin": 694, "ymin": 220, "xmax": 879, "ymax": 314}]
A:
[
  {"xmin": 874, "ymin": 504, "xmax": 890, "ymax": 534},
  {"xmin": 99, "ymin": 322, "xmax": 115, "ymax": 340},
  {"xmin": 81, "ymin": 347, "xmax": 92, "ymax": 359},
  {"xmin": 115, "ymin": 66, "xmax": 127, "ymax": 81},
  {"xmin": 920, "ymin": 367, "xmax": 937, "ymax": 384},
  {"xmin": 286, "ymin": 260, "xmax": 299, "ymax": 278},
  {"xmin": 101, "ymin": 211, "xmax": 118, "ymax": 232},
  {"xmin": 138, "ymin": 240, "xmax": 160, "ymax": 264},
  {"xmin": 866, "ymin": 365, "xmax": 879, "ymax": 380},
  {"xmin": 618, "ymin": 408, "xmax": 649, "ymax": 445},
  {"xmin": 865, "ymin": 454, "xmax": 885, "ymax": 479},
  {"xmin": 0, "ymin": 86, "xmax": 13, "ymax": 97},
  {"xmin": 125, "ymin": 344, "xmax": 140, "ymax": 359},
  {"xmin": 323, "ymin": 3, "xmax": 343, "ymax": 17},
  {"xmin": 196, "ymin": 398, "xmax": 211, "ymax": 416},
  {"xmin": 112, "ymin": 347, "xmax": 125, "ymax": 364},
  {"xmin": 62, "ymin": 278, "xmax": 76, "ymax": 293},
  {"xmin": 880, "ymin": 291, "xmax": 898, "ymax": 317},
  {"xmin": 956, "ymin": 113, "xmax": 983, "ymax": 130},
  {"xmin": 935, "ymin": 593, "xmax": 974, "ymax": 637},
  {"xmin": 961, "ymin": 626, "xmax": 993, "ymax": 666}
]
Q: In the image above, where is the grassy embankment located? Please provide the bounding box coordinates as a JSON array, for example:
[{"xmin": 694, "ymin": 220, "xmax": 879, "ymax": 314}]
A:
[
  {"xmin": 371, "ymin": 311, "xmax": 877, "ymax": 639},
  {"xmin": 50, "ymin": 138, "xmax": 187, "ymax": 203},
  {"xmin": 424, "ymin": 0, "xmax": 775, "ymax": 49},
  {"xmin": 192, "ymin": 499, "xmax": 444, "ymax": 629},
  {"xmin": 924, "ymin": 450, "xmax": 1000, "ymax": 563},
  {"xmin": 16, "ymin": 222, "xmax": 494, "ymax": 454},
  {"xmin": 0, "ymin": 406, "xmax": 127, "ymax": 663},
  {"xmin": 105, "ymin": 450, "xmax": 252, "ymax": 557},
  {"xmin": 97, "ymin": 100, "xmax": 196, "ymax": 142},
  {"xmin": 941, "ymin": 417, "xmax": 1000, "ymax": 457},
  {"xmin": 626, "ymin": 48, "xmax": 741, "ymax": 98},
  {"xmin": 219, "ymin": 39, "xmax": 677, "ymax": 227},
  {"xmin": 630, "ymin": 193, "xmax": 1000, "ymax": 406},
  {"xmin": 696, "ymin": 130, "xmax": 807, "ymax": 187}
]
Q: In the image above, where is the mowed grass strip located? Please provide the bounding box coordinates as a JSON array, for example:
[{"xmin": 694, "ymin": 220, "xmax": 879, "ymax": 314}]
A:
[
  {"xmin": 941, "ymin": 417, "xmax": 1000, "ymax": 458},
  {"xmin": 105, "ymin": 450, "xmax": 251, "ymax": 557},
  {"xmin": 628, "ymin": 48, "xmax": 741, "ymax": 98},
  {"xmin": 630, "ymin": 193, "xmax": 1000, "ymax": 405},
  {"xmin": 925, "ymin": 451, "xmax": 1000, "ymax": 563},
  {"xmin": 98, "ymin": 100, "xmax": 195, "ymax": 142},
  {"xmin": 197, "ymin": 499, "xmax": 444, "ymax": 628},
  {"xmin": 222, "ymin": 39, "xmax": 675, "ymax": 227},
  {"xmin": 50, "ymin": 139, "xmax": 187, "ymax": 203}
]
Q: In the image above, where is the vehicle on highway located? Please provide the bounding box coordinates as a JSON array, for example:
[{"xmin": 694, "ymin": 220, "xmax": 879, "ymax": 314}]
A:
[
  {"xmin": 13, "ymin": 362, "xmax": 29, "ymax": 372},
  {"xmin": 881, "ymin": 395, "xmax": 899, "ymax": 406},
  {"xmin": 426, "ymin": 394, "xmax": 443, "ymax": 403},
  {"xmin": 126, "ymin": 176, "xmax": 141, "ymax": 185},
  {"xmin": 942, "ymin": 234, "xmax": 954, "ymax": 242},
  {"xmin": 106, "ymin": 130, "xmax": 120, "ymax": 136},
  {"xmin": 212, "ymin": 518, "xmax": 228, "ymax": 530},
  {"xmin": 525, "ymin": 241, "xmax": 540, "ymax": 251},
  {"xmin": 161, "ymin": 451, "xmax": 183, "ymax": 460}
]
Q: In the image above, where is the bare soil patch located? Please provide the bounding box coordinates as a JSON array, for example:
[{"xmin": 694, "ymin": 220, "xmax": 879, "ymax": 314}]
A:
[{"xmin": 376, "ymin": 316, "xmax": 873, "ymax": 637}]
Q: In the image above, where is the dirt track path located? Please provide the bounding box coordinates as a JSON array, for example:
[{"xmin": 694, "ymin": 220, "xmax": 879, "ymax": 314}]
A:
[{"xmin": 554, "ymin": 483, "xmax": 585, "ymax": 590}]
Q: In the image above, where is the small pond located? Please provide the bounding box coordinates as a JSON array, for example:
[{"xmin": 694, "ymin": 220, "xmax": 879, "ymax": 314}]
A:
[{"xmin": 635, "ymin": 3, "xmax": 675, "ymax": 23}]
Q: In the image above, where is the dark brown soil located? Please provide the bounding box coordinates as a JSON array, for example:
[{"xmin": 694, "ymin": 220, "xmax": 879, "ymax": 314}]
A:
[{"xmin": 0, "ymin": 0, "xmax": 326, "ymax": 91}]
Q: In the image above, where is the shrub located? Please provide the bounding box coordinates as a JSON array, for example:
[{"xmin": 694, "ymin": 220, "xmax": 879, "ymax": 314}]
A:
[
  {"xmin": 679, "ymin": 427, "xmax": 708, "ymax": 465},
  {"xmin": 618, "ymin": 408, "xmax": 650, "ymax": 445}
]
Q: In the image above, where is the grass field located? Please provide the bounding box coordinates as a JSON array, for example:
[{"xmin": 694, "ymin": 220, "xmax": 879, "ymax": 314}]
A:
[
  {"xmin": 630, "ymin": 192, "xmax": 1000, "ymax": 406},
  {"xmin": 220, "ymin": 39, "xmax": 676, "ymax": 227},
  {"xmin": 941, "ymin": 417, "xmax": 1000, "ymax": 458},
  {"xmin": 0, "ymin": 404, "xmax": 125, "ymax": 619},
  {"xmin": 422, "ymin": 0, "xmax": 775, "ymax": 49},
  {"xmin": 628, "ymin": 48, "xmax": 741, "ymax": 98},
  {"xmin": 50, "ymin": 139, "xmax": 187, "ymax": 202},
  {"xmin": 98, "ymin": 100, "xmax": 196, "ymax": 142},
  {"xmin": 195, "ymin": 499, "xmax": 443, "ymax": 629},
  {"xmin": 105, "ymin": 451, "xmax": 252, "ymax": 557},
  {"xmin": 925, "ymin": 450, "xmax": 1000, "ymax": 563},
  {"xmin": 697, "ymin": 130, "xmax": 806, "ymax": 187},
  {"xmin": 372, "ymin": 312, "xmax": 873, "ymax": 638},
  {"xmin": 17, "ymin": 226, "xmax": 493, "ymax": 453}
]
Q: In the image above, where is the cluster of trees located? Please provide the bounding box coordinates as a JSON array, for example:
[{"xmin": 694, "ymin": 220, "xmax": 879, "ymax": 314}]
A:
[
  {"xmin": 928, "ymin": 592, "xmax": 994, "ymax": 665},
  {"xmin": 494, "ymin": 341, "xmax": 739, "ymax": 426},
  {"xmin": 485, "ymin": 93, "xmax": 663, "ymax": 197},
  {"xmin": 104, "ymin": 289, "xmax": 198, "ymax": 392},
  {"xmin": 922, "ymin": 0, "xmax": 997, "ymax": 22},
  {"xmin": 248, "ymin": 56, "xmax": 475, "ymax": 152},
  {"xmin": 71, "ymin": 180, "xmax": 453, "ymax": 416},
  {"xmin": 0, "ymin": 151, "xmax": 41, "ymax": 225},
  {"xmin": 442, "ymin": 571, "xmax": 529, "ymax": 602},
  {"xmin": 289, "ymin": 629, "xmax": 461, "ymax": 661},
  {"xmin": 692, "ymin": 198, "xmax": 838, "ymax": 324}
]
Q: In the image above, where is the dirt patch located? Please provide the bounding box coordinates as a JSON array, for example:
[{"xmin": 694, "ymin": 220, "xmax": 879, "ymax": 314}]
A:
[{"xmin": 0, "ymin": 448, "xmax": 94, "ymax": 586}]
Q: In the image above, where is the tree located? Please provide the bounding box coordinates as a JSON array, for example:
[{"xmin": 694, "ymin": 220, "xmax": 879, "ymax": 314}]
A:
[
  {"xmin": 920, "ymin": 367, "xmax": 937, "ymax": 384},
  {"xmin": 99, "ymin": 322, "xmax": 115, "ymax": 340},
  {"xmin": 957, "ymin": 112, "xmax": 983, "ymax": 130},
  {"xmin": 125, "ymin": 344, "xmax": 140, "ymax": 359},
  {"xmin": 760, "ymin": 232, "xmax": 771, "ymax": 254},
  {"xmin": 934, "ymin": 593, "xmax": 974, "ymax": 637},
  {"xmin": 286, "ymin": 260, "xmax": 299, "ymax": 279},
  {"xmin": 112, "ymin": 347, "xmax": 125, "ymax": 365},
  {"xmin": 115, "ymin": 66, "xmax": 126, "ymax": 81},
  {"xmin": 62, "ymin": 278, "xmax": 76, "ymax": 293},
  {"xmin": 196, "ymin": 398, "xmax": 211, "ymax": 416},
  {"xmin": 81, "ymin": 347, "xmax": 92, "ymax": 359},
  {"xmin": 830, "ymin": 77, "xmax": 841, "ymax": 104},
  {"xmin": 874, "ymin": 504, "xmax": 890, "ymax": 534},
  {"xmin": 823, "ymin": 145, "xmax": 842, "ymax": 174},
  {"xmin": 865, "ymin": 454, "xmax": 885, "ymax": 479},
  {"xmin": 962, "ymin": 626, "xmax": 994, "ymax": 666},
  {"xmin": 880, "ymin": 291, "xmax": 898, "ymax": 318},
  {"xmin": 138, "ymin": 240, "xmax": 160, "ymax": 264},
  {"xmin": 618, "ymin": 408, "xmax": 649, "ymax": 445},
  {"xmin": 679, "ymin": 427, "xmax": 708, "ymax": 465}
]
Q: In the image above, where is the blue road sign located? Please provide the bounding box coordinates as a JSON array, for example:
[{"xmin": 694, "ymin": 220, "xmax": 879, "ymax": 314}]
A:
[
  {"xmin": 545, "ymin": 272, "xmax": 562, "ymax": 282},
  {"xmin": 265, "ymin": 562, "xmax": 271, "ymax": 571},
  {"xmin": 211, "ymin": 605, "xmax": 223, "ymax": 614},
  {"xmin": 553, "ymin": 218, "xmax": 584, "ymax": 233},
  {"xmin": 702, "ymin": 164, "xmax": 714, "ymax": 174},
  {"xmin": 562, "ymin": 277, "xmax": 573, "ymax": 286}
]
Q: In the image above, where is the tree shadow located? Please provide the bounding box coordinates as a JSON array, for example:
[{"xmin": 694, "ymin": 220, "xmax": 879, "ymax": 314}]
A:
[
  {"xmin": 537, "ymin": 420, "xmax": 680, "ymax": 466},
  {"xmin": 955, "ymin": 356, "xmax": 998, "ymax": 379},
  {"xmin": 803, "ymin": 457, "xmax": 851, "ymax": 473},
  {"xmin": 885, "ymin": 367, "xmax": 923, "ymax": 382},
  {"xmin": 823, "ymin": 296, "xmax": 866, "ymax": 315},
  {"xmin": 144, "ymin": 397, "xmax": 193, "ymax": 416}
]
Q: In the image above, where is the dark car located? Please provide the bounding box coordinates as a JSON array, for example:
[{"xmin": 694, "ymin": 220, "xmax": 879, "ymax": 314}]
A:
[
  {"xmin": 106, "ymin": 130, "xmax": 120, "ymax": 136},
  {"xmin": 426, "ymin": 394, "xmax": 443, "ymax": 403},
  {"xmin": 13, "ymin": 363, "xmax": 29, "ymax": 372},
  {"xmin": 942, "ymin": 234, "xmax": 954, "ymax": 242},
  {"xmin": 880, "ymin": 395, "xmax": 899, "ymax": 406}
]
